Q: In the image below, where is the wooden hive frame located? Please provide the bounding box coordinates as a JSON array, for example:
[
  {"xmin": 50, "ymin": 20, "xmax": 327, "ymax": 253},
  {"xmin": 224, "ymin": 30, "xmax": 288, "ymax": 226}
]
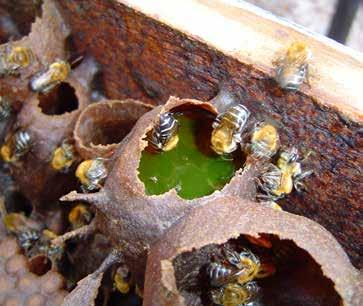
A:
[{"xmin": 49, "ymin": 0, "xmax": 362, "ymax": 268}]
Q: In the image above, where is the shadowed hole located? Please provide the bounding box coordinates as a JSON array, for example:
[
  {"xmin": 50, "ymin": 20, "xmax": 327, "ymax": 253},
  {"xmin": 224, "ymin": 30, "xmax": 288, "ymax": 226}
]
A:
[
  {"xmin": 38, "ymin": 82, "xmax": 78, "ymax": 115},
  {"xmin": 29, "ymin": 254, "xmax": 52, "ymax": 276},
  {"xmin": 172, "ymin": 234, "xmax": 342, "ymax": 306},
  {"xmin": 78, "ymin": 102, "xmax": 151, "ymax": 147},
  {"xmin": 4, "ymin": 189, "xmax": 32, "ymax": 216}
]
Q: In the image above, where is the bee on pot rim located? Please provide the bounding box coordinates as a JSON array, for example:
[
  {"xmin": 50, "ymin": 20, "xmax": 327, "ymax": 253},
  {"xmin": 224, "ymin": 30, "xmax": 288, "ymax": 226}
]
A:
[
  {"xmin": 150, "ymin": 112, "xmax": 179, "ymax": 151},
  {"xmin": 30, "ymin": 60, "xmax": 71, "ymax": 93},
  {"xmin": 211, "ymin": 104, "xmax": 250, "ymax": 155}
]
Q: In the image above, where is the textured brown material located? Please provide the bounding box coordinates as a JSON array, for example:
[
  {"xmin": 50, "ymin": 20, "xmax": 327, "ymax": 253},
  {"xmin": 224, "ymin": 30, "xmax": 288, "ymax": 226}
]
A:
[
  {"xmin": 7, "ymin": 72, "xmax": 90, "ymax": 211},
  {"xmin": 144, "ymin": 196, "xmax": 360, "ymax": 306},
  {"xmin": 61, "ymin": 97, "xmax": 256, "ymax": 287},
  {"xmin": 0, "ymin": 0, "xmax": 42, "ymax": 43},
  {"xmin": 0, "ymin": 0, "xmax": 70, "ymax": 104},
  {"xmin": 74, "ymin": 99, "xmax": 153, "ymax": 160},
  {"xmin": 56, "ymin": 0, "xmax": 363, "ymax": 267},
  {"xmin": 0, "ymin": 230, "xmax": 68, "ymax": 306}
]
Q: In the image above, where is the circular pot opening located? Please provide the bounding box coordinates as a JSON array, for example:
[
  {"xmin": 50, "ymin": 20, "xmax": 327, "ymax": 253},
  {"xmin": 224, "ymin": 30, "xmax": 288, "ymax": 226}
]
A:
[
  {"xmin": 172, "ymin": 234, "xmax": 342, "ymax": 306},
  {"xmin": 77, "ymin": 101, "xmax": 152, "ymax": 151},
  {"xmin": 38, "ymin": 82, "xmax": 78, "ymax": 115},
  {"xmin": 138, "ymin": 104, "xmax": 245, "ymax": 200},
  {"xmin": 29, "ymin": 254, "xmax": 52, "ymax": 276}
]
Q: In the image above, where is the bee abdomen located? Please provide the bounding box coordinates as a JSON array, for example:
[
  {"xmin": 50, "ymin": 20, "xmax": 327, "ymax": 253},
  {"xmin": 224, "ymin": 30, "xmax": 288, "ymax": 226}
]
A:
[
  {"xmin": 151, "ymin": 112, "xmax": 178, "ymax": 149},
  {"xmin": 86, "ymin": 158, "xmax": 108, "ymax": 190},
  {"xmin": 13, "ymin": 130, "xmax": 31, "ymax": 157},
  {"xmin": 207, "ymin": 262, "xmax": 233, "ymax": 286},
  {"xmin": 221, "ymin": 104, "xmax": 250, "ymax": 132},
  {"xmin": 0, "ymin": 97, "xmax": 11, "ymax": 121}
]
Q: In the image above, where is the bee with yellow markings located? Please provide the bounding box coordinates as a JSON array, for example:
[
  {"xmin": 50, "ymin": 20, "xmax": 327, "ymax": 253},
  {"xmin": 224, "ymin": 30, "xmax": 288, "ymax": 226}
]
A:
[
  {"xmin": 275, "ymin": 41, "xmax": 312, "ymax": 91},
  {"xmin": 150, "ymin": 112, "xmax": 179, "ymax": 151},
  {"xmin": 76, "ymin": 158, "xmax": 108, "ymax": 192},
  {"xmin": 207, "ymin": 249, "xmax": 274, "ymax": 287},
  {"xmin": 257, "ymin": 147, "xmax": 313, "ymax": 201},
  {"xmin": 0, "ymin": 96, "xmax": 12, "ymax": 121},
  {"xmin": 250, "ymin": 122, "xmax": 279, "ymax": 159},
  {"xmin": 210, "ymin": 281, "xmax": 260, "ymax": 306},
  {"xmin": 114, "ymin": 266, "xmax": 131, "ymax": 294},
  {"xmin": 1, "ymin": 130, "xmax": 31, "ymax": 163},
  {"xmin": 0, "ymin": 45, "xmax": 34, "ymax": 76},
  {"xmin": 68, "ymin": 203, "xmax": 93, "ymax": 229},
  {"xmin": 211, "ymin": 104, "xmax": 250, "ymax": 155},
  {"xmin": 30, "ymin": 60, "xmax": 71, "ymax": 93},
  {"xmin": 51, "ymin": 141, "xmax": 75, "ymax": 172}
]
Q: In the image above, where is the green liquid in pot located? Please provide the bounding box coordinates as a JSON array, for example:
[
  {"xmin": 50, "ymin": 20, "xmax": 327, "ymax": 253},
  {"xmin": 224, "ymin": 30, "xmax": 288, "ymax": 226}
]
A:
[{"xmin": 138, "ymin": 111, "xmax": 240, "ymax": 200}]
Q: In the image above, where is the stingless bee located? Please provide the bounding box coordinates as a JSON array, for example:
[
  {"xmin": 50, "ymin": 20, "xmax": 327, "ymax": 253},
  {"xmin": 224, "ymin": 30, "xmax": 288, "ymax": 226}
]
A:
[
  {"xmin": 275, "ymin": 41, "xmax": 312, "ymax": 91},
  {"xmin": 0, "ymin": 96, "xmax": 12, "ymax": 121},
  {"xmin": 207, "ymin": 249, "xmax": 264, "ymax": 287},
  {"xmin": 18, "ymin": 229, "xmax": 40, "ymax": 251},
  {"xmin": 257, "ymin": 147, "xmax": 313, "ymax": 201},
  {"xmin": 29, "ymin": 60, "xmax": 71, "ymax": 93},
  {"xmin": 150, "ymin": 112, "xmax": 179, "ymax": 151},
  {"xmin": 210, "ymin": 281, "xmax": 260, "ymax": 306},
  {"xmin": 76, "ymin": 158, "xmax": 108, "ymax": 192},
  {"xmin": 51, "ymin": 141, "xmax": 75, "ymax": 172},
  {"xmin": 0, "ymin": 45, "xmax": 34, "ymax": 76},
  {"xmin": 68, "ymin": 203, "xmax": 93, "ymax": 229},
  {"xmin": 0, "ymin": 130, "xmax": 31, "ymax": 163},
  {"xmin": 211, "ymin": 104, "xmax": 250, "ymax": 155},
  {"xmin": 249, "ymin": 122, "xmax": 279, "ymax": 159},
  {"xmin": 114, "ymin": 265, "xmax": 131, "ymax": 294}
]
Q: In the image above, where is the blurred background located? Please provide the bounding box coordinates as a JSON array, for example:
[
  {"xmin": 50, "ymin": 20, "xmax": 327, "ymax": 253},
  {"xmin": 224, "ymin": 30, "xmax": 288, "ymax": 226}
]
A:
[{"xmin": 243, "ymin": 0, "xmax": 363, "ymax": 52}]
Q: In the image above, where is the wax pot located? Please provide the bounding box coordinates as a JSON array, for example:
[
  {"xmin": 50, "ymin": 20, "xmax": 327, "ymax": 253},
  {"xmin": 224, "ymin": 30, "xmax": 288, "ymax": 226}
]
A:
[
  {"xmin": 61, "ymin": 97, "xmax": 256, "ymax": 288},
  {"xmin": 139, "ymin": 108, "xmax": 244, "ymax": 200},
  {"xmin": 144, "ymin": 197, "xmax": 360, "ymax": 306}
]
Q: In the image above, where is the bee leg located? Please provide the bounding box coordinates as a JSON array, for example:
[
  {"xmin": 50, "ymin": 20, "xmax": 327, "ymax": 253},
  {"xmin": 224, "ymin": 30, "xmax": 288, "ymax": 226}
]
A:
[
  {"xmin": 294, "ymin": 170, "xmax": 313, "ymax": 192},
  {"xmin": 51, "ymin": 220, "xmax": 96, "ymax": 247}
]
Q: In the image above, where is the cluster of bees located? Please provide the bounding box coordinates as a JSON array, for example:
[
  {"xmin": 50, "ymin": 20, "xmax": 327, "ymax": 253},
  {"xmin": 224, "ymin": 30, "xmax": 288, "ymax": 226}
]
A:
[
  {"xmin": 0, "ymin": 44, "xmax": 109, "ymax": 192},
  {"xmin": 148, "ymin": 44, "xmax": 312, "ymax": 207},
  {"xmin": 1, "ymin": 202, "xmax": 94, "ymax": 268},
  {"xmin": 206, "ymin": 245, "xmax": 275, "ymax": 306}
]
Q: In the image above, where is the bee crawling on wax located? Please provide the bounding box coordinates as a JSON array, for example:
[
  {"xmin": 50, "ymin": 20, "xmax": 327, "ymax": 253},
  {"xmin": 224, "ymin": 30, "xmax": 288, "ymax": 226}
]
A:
[
  {"xmin": 275, "ymin": 41, "xmax": 312, "ymax": 91},
  {"xmin": 249, "ymin": 122, "xmax": 280, "ymax": 159},
  {"xmin": 211, "ymin": 104, "xmax": 250, "ymax": 155},
  {"xmin": 150, "ymin": 112, "xmax": 179, "ymax": 151},
  {"xmin": 210, "ymin": 281, "xmax": 260, "ymax": 306},
  {"xmin": 29, "ymin": 59, "xmax": 71, "ymax": 93},
  {"xmin": 207, "ymin": 248, "xmax": 274, "ymax": 288},
  {"xmin": 0, "ymin": 130, "xmax": 31, "ymax": 163},
  {"xmin": 0, "ymin": 45, "xmax": 34, "ymax": 76},
  {"xmin": 257, "ymin": 147, "xmax": 313, "ymax": 201},
  {"xmin": 0, "ymin": 96, "xmax": 12, "ymax": 121},
  {"xmin": 68, "ymin": 203, "xmax": 93, "ymax": 229},
  {"xmin": 76, "ymin": 158, "xmax": 108, "ymax": 192},
  {"xmin": 51, "ymin": 141, "xmax": 75, "ymax": 172}
]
